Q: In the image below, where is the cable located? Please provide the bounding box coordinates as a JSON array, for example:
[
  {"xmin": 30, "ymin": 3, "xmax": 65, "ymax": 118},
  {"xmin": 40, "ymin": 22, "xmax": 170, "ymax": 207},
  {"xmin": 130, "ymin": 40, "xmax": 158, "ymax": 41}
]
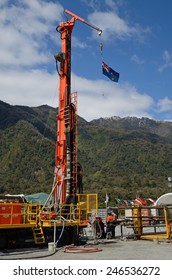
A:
[
  {"xmin": 99, "ymin": 33, "xmax": 104, "ymax": 62},
  {"xmin": 55, "ymin": 217, "xmax": 65, "ymax": 246},
  {"xmin": 0, "ymin": 247, "xmax": 59, "ymax": 260},
  {"xmin": 99, "ymin": 34, "xmax": 106, "ymax": 97},
  {"xmin": 55, "ymin": 60, "xmax": 62, "ymax": 77}
]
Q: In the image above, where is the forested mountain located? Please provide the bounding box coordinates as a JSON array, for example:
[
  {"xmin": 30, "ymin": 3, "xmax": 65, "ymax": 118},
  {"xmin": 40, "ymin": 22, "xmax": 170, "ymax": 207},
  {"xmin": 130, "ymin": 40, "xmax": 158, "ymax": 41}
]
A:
[{"xmin": 1, "ymin": 100, "xmax": 172, "ymax": 205}]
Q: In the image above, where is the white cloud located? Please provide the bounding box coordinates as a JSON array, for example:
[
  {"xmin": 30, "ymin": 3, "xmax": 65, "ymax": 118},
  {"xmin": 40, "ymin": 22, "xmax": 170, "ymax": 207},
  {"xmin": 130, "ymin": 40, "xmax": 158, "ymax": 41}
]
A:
[
  {"xmin": 0, "ymin": 67, "xmax": 153, "ymax": 121},
  {"xmin": 0, "ymin": 25, "xmax": 49, "ymax": 66},
  {"xmin": 0, "ymin": 0, "xmax": 63, "ymax": 67},
  {"xmin": 158, "ymin": 50, "xmax": 172, "ymax": 72},
  {"xmin": 72, "ymin": 37, "xmax": 87, "ymax": 48},
  {"xmin": 88, "ymin": 11, "xmax": 150, "ymax": 41},
  {"xmin": 71, "ymin": 74, "xmax": 153, "ymax": 121},
  {"xmin": 81, "ymin": 0, "xmax": 102, "ymax": 11},
  {"xmin": 0, "ymin": 69, "xmax": 58, "ymax": 107},
  {"xmin": 0, "ymin": 0, "xmax": 7, "ymax": 6},
  {"xmin": 82, "ymin": 0, "xmax": 119, "ymax": 12},
  {"xmin": 131, "ymin": 54, "xmax": 145, "ymax": 64},
  {"xmin": 157, "ymin": 97, "xmax": 172, "ymax": 112},
  {"xmin": 105, "ymin": 0, "xmax": 118, "ymax": 10}
]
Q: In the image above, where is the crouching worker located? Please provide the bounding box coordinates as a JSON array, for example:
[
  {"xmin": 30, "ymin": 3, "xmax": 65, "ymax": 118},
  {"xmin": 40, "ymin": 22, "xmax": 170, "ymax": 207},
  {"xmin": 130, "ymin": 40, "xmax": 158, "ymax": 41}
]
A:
[{"xmin": 106, "ymin": 211, "xmax": 117, "ymax": 239}]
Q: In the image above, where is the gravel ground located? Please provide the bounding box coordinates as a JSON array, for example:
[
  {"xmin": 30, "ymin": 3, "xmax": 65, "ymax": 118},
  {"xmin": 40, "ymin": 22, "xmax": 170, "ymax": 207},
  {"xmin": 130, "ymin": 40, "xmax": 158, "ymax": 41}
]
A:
[{"xmin": 1, "ymin": 225, "xmax": 172, "ymax": 260}]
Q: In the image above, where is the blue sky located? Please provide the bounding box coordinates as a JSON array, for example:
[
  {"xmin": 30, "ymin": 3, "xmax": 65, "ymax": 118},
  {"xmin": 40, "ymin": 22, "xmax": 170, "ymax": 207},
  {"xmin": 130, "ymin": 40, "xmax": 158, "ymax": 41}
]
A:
[{"xmin": 0, "ymin": 0, "xmax": 172, "ymax": 121}]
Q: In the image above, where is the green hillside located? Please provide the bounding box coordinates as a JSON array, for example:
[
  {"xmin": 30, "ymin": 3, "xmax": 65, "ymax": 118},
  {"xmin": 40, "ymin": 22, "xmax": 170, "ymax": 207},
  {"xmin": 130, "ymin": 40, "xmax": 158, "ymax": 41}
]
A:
[{"xmin": 0, "ymin": 101, "xmax": 172, "ymax": 206}]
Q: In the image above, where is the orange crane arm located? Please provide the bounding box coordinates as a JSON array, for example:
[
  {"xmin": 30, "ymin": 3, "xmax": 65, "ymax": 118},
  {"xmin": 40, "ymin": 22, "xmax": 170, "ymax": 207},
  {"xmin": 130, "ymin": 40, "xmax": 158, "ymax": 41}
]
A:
[{"xmin": 64, "ymin": 10, "xmax": 102, "ymax": 35}]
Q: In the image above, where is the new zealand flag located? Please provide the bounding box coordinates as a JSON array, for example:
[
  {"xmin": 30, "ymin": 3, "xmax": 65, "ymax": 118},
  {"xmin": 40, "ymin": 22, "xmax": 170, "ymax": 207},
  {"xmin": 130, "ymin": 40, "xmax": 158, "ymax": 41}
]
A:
[{"xmin": 102, "ymin": 61, "xmax": 119, "ymax": 82}]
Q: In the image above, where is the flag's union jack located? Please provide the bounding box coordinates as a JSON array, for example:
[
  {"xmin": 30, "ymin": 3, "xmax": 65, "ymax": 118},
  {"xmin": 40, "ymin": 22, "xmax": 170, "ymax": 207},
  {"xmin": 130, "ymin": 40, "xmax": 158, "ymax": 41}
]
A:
[{"xmin": 102, "ymin": 61, "xmax": 119, "ymax": 82}]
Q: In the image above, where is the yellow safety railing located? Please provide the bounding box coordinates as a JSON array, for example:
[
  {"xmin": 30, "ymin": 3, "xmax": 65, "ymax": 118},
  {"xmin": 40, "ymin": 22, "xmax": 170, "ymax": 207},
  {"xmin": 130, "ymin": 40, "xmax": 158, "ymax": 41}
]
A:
[
  {"xmin": 39, "ymin": 193, "xmax": 98, "ymax": 226},
  {"xmin": 124, "ymin": 204, "xmax": 172, "ymax": 240},
  {"xmin": 76, "ymin": 193, "xmax": 98, "ymax": 225}
]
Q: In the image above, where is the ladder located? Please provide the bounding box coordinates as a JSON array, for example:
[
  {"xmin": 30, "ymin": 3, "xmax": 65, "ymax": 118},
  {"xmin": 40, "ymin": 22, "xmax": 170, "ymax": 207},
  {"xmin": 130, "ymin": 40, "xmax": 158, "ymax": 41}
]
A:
[
  {"xmin": 32, "ymin": 225, "xmax": 46, "ymax": 244},
  {"xmin": 71, "ymin": 91, "xmax": 78, "ymax": 193}
]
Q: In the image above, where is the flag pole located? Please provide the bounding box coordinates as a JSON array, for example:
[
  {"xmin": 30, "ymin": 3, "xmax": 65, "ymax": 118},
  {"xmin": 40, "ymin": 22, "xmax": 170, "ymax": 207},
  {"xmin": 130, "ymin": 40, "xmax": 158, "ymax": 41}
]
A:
[{"xmin": 105, "ymin": 193, "xmax": 109, "ymax": 213}]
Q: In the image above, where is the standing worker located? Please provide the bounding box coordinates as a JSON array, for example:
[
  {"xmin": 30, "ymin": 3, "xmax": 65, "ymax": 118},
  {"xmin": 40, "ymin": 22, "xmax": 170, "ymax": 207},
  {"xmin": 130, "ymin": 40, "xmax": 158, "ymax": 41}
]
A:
[{"xmin": 106, "ymin": 211, "xmax": 117, "ymax": 239}]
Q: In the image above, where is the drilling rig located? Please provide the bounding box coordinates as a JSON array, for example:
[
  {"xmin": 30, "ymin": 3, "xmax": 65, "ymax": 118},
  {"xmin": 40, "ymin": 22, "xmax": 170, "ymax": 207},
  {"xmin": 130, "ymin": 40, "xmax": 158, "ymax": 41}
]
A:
[
  {"xmin": 53, "ymin": 10, "xmax": 102, "ymax": 205},
  {"xmin": 0, "ymin": 10, "xmax": 102, "ymax": 249}
]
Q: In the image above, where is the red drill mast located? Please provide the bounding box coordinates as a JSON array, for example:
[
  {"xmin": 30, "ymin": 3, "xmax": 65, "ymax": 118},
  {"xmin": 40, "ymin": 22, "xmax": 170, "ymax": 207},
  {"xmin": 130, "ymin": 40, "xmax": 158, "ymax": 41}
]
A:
[{"xmin": 53, "ymin": 10, "xmax": 102, "ymax": 204}]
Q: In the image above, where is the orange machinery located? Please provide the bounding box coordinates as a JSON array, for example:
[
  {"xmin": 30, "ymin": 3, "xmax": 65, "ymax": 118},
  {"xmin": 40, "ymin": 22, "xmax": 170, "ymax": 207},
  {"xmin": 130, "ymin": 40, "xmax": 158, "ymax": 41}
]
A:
[{"xmin": 53, "ymin": 10, "xmax": 102, "ymax": 204}]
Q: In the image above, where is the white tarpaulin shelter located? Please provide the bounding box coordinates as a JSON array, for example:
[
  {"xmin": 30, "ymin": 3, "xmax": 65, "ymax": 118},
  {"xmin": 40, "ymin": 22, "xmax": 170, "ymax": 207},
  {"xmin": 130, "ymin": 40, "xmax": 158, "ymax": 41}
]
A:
[{"xmin": 156, "ymin": 193, "xmax": 172, "ymax": 205}]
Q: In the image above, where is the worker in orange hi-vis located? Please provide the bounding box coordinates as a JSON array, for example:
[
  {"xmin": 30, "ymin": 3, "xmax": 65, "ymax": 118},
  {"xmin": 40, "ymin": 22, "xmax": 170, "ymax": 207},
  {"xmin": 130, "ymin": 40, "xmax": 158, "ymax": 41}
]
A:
[{"xmin": 106, "ymin": 211, "xmax": 117, "ymax": 239}]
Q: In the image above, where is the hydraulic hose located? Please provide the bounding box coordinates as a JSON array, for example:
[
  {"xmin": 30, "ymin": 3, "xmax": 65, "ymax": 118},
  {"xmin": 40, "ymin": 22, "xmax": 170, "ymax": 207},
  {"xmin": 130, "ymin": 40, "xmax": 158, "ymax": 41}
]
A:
[{"xmin": 63, "ymin": 245, "xmax": 102, "ymax": 253}]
